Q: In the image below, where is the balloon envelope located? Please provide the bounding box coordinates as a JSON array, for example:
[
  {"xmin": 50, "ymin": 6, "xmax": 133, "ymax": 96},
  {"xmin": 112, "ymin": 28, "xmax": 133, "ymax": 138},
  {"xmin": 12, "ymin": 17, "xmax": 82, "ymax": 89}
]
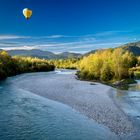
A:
[{"xmin": 23, "ymin": 8, "xmax": 32, "ymax": 20}]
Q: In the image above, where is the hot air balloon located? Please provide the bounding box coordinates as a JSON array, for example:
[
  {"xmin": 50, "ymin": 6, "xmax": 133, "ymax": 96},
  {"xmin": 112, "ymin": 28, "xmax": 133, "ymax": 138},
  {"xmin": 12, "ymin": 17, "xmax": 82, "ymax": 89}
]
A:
[{"xmin": 23, "ymin": 8, "xmax": 32, "ymax": 20}]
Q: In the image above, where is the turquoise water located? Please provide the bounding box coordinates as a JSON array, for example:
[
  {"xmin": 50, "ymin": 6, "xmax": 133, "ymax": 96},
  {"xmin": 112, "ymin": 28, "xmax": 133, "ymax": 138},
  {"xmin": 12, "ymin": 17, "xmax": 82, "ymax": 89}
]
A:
[{"xmin": 0, "ymin": 73, "xmax": 117, "ymax": 140}]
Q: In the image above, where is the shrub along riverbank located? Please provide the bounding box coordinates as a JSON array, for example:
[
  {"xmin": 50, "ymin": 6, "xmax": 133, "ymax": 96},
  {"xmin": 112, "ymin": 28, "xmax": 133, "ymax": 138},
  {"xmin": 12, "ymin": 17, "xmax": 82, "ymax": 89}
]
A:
[
  {"xmin": 77, "ymin": 48, "xmax": 138, "ymax": 87},
  {"xmin": 0, "ymin": 51, "xmax": 55, "ymax": 80}
]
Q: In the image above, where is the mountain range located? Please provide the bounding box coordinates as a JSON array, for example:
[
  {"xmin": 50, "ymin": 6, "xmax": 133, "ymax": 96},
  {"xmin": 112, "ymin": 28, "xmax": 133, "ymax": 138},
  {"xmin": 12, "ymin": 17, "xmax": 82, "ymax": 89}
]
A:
[
  {"xmin": 7, "ymin": 49, "xmax": 82, "ymax": 59},
  {"xmin": 2, "ymin": 41, "xmax": 140, "ymax": 59}
]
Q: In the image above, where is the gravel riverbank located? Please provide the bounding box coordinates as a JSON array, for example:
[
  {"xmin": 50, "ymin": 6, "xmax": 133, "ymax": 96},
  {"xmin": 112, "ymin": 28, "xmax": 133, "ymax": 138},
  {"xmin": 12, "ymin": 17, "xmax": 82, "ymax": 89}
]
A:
[{"xmin": 12, "ymin": 70, "xmax": 133, "ymax": 136}]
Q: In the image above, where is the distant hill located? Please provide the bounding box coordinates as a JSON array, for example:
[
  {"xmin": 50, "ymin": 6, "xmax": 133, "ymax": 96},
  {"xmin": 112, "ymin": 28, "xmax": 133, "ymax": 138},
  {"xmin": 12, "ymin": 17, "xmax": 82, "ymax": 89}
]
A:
[
  {"xmin": 85, "ymin": 41, "xmax": 140, "ymax": 56},
  {"xmin": 7, "ymin": 49, "xmax": 82, "ymax": 59},
  {"xmin": 7, "ymin": 49, "xmax": 56, "ymax": 59},
  {"xmin": 118, "ymin": 41, "xmax": 140, "ymax": 56},
  {"xmin": 58, "ymin": 52, "xmax": 81, "ymax": 58}
]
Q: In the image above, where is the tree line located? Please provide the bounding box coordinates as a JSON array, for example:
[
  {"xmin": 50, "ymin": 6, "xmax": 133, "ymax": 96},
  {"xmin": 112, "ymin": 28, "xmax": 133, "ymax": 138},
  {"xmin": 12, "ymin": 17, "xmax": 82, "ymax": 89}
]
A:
[
  {"xmin": 0, "ymin": 51, "xmax": 55, "ymax": 80},
  {"xmin": 48, "ymin": 58, "xmax": 79, "ymax": 69}
]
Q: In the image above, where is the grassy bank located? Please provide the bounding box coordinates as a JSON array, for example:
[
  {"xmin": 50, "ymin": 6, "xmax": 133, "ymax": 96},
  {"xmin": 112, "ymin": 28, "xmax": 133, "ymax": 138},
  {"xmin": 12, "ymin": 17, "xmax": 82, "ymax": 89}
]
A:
[{"xmin": 77, "ymin": 71, "xmax": 136, "ymax": 90}]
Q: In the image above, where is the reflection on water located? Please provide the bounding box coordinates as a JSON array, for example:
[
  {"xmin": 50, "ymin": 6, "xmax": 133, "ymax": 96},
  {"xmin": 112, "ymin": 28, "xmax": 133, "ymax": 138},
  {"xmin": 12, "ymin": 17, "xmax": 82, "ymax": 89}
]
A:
[
  {"xmin": 116, "ymin": 80, "xmax": 140, "ymax": 97},
  {"xmin": 115, "ymin": 80, "xmax": 140, "ymax": 139},
  {"xmin": 116, "ymin": 81, "xmax": 140, "ymax": 115},
  {"xmin": 0, "ymin": 74, "xmax": 117, "ymax": 140},
  {"xmin": 116, "ymin": 90, "xmax": 128, "ymax": 97},
  {"xmin": 129, "ymin": 84, "xmax": 140, "ymax": 91}
]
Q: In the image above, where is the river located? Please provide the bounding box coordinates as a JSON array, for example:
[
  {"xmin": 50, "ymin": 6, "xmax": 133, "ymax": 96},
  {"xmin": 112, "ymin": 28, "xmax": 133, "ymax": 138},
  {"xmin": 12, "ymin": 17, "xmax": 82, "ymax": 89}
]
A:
[{"xmin": 0, "ymin": 70, "xmax": 140, "ymax": 140}]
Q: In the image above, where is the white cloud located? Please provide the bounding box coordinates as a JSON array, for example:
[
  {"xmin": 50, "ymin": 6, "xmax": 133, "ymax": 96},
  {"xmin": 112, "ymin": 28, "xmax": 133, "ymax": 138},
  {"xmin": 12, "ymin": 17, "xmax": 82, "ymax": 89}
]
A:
[
  {"xmin": 0, "ymin": 35, "xmax": 30, "ymax": 40},
  {"xmin": 45, "ymin": 35, "xmax": 65, "ymax": 39},
  {"xmin": 94, "ymin": 30, "xmax": 132, "ymax": 37},
  {"xmin": 1, "ymin": 46, "xmax": 35, "ymax": 50}
]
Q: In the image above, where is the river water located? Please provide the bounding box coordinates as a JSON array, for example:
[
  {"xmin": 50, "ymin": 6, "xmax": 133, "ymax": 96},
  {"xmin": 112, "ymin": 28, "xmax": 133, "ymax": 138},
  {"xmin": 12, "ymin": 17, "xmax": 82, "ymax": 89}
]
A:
[
  {"xmin": 0, "ymin": 71, "xmax": 140, "ymax": 140},
  {"xmin": 114, "ymin": 80, "xmax": 140, "ymax": 139},
  {"xmin": 0, "ymin": 71, "xmax": 117, "ymax": 140}
]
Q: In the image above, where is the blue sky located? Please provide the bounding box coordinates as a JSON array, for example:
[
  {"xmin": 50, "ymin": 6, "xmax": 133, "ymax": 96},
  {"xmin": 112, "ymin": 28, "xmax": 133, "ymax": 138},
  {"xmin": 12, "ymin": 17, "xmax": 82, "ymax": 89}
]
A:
[{"xmin": 0, "ymin": 0, "xmax": 140, "ymax": 53}]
